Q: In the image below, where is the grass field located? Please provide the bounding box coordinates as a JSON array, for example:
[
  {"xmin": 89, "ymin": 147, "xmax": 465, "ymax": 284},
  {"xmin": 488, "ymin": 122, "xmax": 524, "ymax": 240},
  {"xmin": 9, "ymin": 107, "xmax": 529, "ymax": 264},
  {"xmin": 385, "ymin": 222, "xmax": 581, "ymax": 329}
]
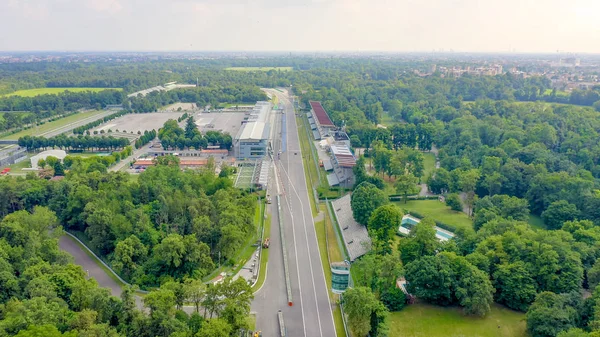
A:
[
  {"xmin": 7, "ymin": 155, "xmax": 32, "ymax": 171},
  {"xmin": 3, "ymin": 87, "xmax": 122, "ymax": 97},
  {"xmin": 423, "ymin": 152, "xmax": 436, "ymax": 179},
  {"xmin": 0, "ymin": 110, "xmax": 106, "ymax": 140},
  {"xmin": 543, "ymin": 89, "xmax": 569, "ymax": 96},
  {"xmin": 389, "ymin": 303, "xmax": 527, "ymax": 337},
  {"xmin": 315, "ymin": 203, "xmax": 348, "ymax": 337},
  {"xmin": 297, "ymin": 116, "xmax": 319, "ymax": 216},
  {"xmin": 224, "ymin": 67, "xmax": 293, "ymax": 72},
  {"xmin": 252, "ymin": 211, "xmax": 271, "ymax": 293},
  {"xmin": 393, "ymin": 199, "xmax": 473, "ymax": 232}
]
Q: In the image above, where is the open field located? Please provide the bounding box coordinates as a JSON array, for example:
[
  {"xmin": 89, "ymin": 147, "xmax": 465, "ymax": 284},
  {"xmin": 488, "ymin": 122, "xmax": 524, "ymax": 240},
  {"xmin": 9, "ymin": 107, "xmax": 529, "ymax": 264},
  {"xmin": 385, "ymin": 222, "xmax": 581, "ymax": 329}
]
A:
[
  {"xmin": 389, "ymin": 303, "xmax": 527, "ymax": 337},
  {"xmin": 543, "ymin": 88, "xmax": 569, "ymax": 96},
  {"xmin": 225, "ymin": 67, "xmax": 293, "ymax": 72},
  {"xmin": 2, "ymin": 87, "xmax": 122, "ymax": 97},
  {"xmin": 393, "ymin": 199, "xmax": 473, "ymax": 231},
  {"xmin": 423, "ymin": 152, "xmax": 436, "ymax": 179},
  {"xmin": 1, "ymin": 110, "xmax": 108, "ymax": 140},
  {"xmin": 94, "ymin": 112, "xmax": 185, "ymax": 134},
  {"xmin": 316, "ymin": 204, "xmax": 347, "ymax": 337}
]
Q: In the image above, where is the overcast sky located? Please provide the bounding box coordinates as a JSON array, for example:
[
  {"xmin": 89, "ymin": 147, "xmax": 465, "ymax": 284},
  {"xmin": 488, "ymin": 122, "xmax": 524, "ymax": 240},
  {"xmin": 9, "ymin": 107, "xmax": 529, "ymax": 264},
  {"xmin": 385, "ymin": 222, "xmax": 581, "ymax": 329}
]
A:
[{"xmin": 1, "ymin": 0, "xmax": 599, "ymax": 53}]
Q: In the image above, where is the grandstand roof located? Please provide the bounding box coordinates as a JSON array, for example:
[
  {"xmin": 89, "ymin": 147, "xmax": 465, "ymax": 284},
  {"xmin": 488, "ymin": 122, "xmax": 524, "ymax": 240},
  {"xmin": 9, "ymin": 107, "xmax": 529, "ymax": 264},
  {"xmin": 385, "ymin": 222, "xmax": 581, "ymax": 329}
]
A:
[
  {"xmin": 331, "ymin": 194, "xmax": 372, "ymax": 261},
  {"xmin": 238, "ymin": 121, "xmax": 269, "ymax": 141},
  {"xmin": 309, "ymin": 101, "xmax": 335, "ymax": 127},
  {"xmin": 331, "ymin": 145, "xmax": 356, "ymax": 168}
]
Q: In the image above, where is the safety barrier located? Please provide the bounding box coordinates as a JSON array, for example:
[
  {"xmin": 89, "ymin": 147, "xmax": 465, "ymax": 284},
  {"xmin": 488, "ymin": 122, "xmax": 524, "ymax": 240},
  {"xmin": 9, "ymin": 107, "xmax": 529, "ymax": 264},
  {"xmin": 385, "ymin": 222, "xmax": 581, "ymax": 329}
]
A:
[{"xmin": 277, "ymin": 195, "xmax": 293, "ymax": 306}]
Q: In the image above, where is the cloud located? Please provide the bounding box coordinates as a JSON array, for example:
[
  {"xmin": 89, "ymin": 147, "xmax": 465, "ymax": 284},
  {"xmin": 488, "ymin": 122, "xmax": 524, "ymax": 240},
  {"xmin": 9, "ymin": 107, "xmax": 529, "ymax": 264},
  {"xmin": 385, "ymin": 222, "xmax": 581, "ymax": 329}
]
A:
[
  {"xmin": 0, "ymin": 0, "xmax": 599, "ymax": 52},
  {"xmin": 87, "ymin": 0, "xmax": 123, "ymax": 13}
]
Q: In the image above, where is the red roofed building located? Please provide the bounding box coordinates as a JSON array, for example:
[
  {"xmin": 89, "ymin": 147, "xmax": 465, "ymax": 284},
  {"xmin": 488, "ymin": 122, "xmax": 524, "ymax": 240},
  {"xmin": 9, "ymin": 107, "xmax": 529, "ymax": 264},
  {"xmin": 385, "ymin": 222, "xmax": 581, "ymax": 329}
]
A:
[{"xmin": 309, "ymin": 101, "xmax": 336, "ymax": 139}]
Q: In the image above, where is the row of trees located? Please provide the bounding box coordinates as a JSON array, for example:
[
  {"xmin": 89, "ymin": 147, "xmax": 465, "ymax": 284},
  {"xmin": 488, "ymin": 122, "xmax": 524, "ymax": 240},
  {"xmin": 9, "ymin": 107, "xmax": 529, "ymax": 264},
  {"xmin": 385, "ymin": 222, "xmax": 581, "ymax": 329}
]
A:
[
  {"xmin": 18, "ymin": 134, "xmax": 131, "ymax": 152},
  {"xmin": 134, "ymin": 130, "xmax": 157, "ymax": 149},
  {"xmin": 129, "ymin": 85, "xmax": 267, "ymax": 113},
  {"xmin": 72, "ymin": 109, "xmax": 129, "ymax": 134}
]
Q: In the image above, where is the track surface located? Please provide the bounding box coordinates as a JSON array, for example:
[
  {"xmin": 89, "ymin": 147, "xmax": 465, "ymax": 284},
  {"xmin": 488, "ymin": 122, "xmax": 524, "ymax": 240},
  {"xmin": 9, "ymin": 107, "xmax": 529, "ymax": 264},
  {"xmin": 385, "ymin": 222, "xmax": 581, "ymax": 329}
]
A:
[{"xmin": 251, "ymin": 89, "xmax": 336, "ymax": 337}]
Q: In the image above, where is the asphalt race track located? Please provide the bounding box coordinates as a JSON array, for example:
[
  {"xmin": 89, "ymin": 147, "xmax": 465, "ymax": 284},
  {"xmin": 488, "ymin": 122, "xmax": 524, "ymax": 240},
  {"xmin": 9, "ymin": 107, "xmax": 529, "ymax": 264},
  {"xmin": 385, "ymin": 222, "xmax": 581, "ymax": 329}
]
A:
[{"xmin": 251, "ymin": 89, "xmax": 336, "ymax": 337}]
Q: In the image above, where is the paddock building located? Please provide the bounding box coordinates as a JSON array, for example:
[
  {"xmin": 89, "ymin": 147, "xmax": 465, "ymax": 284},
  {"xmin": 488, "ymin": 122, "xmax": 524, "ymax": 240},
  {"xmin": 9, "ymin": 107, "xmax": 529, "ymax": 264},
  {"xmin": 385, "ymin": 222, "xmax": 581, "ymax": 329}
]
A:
[{"xmin": 234, "ymin": 102, "xmax": 272, "ymax": 160}]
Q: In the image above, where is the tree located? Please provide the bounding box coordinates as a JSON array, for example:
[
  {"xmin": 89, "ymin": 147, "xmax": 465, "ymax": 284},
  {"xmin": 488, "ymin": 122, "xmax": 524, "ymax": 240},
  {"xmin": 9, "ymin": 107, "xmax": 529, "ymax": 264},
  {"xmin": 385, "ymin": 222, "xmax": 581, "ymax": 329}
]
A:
[
  {"xmin": 196, "ymin": 318, "xmax": 231, "ymax": 337},
  {"xmin": 445, "ymin": 193, "xmax": 462, "ymax": 211},
  {"xmin": 457, "ymin": 169, "xmax": 480, "ymax": 216},
  {"xmin": 405, "ymin": 255, "xmax": 455, "ymax": 305},
  {"xmin": 380, "ymin": 287, "xmax": 406, "ymax": 311},
  {"xmin": 351, "ymin": 182, "xmax": 388, "ymax": 226},
  {"xmin": 405, "ymin": 253, "xmax": 494, "ymax": 316},
  {"xmin": 111, "ymin": 235, "xmax": 148, "ymax": 279},
  {"xmin": 184, "ymin": 117, "xmax": 198, "ymax": 139},
  {"xmin": 368, "ymin": 204, "xmax": 403, "ymax": 254},
  {"xmin": 398, "ymin": 218, "xmax": 439, "ymax": 264},
  {"xmin": 184, "ymin": 278, "xmax": 207, "ymax": 313},
  {"xmin": 527, "ymin": 292, "xmax": 580, "ymax": 337},
  {"xmin": 542, "ymin": 200, "xmax": 580, "ymax": 230},
  {"xmin": 15, "ymin": 325, "xmax": 77, "ymax": 337},
  {"xmin": 428, "ymin": 168, "xmax": 452, "ymax": 194},
  {"xmin": 395, "ymin": 173, "xmax": 418, "ymax": 203},
  {"xmin": 493, "ymin": 261, "xmax": 537, "ymax": 311},
  {"xmin": 343, "ymin": 287, "xmax": 385, "ymax": 337}
]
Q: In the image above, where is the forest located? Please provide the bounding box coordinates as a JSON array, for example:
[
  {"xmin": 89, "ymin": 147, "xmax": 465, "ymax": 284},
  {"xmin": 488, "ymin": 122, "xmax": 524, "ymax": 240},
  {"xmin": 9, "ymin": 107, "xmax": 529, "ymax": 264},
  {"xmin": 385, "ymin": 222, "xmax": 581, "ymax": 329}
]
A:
[
  {"xmin": 0, "ymin": 206, "xmax": 253, "ymax": 337},
  {"xmin": 0, "ymin": 163, "xmax": 255, "ymax": 289}
]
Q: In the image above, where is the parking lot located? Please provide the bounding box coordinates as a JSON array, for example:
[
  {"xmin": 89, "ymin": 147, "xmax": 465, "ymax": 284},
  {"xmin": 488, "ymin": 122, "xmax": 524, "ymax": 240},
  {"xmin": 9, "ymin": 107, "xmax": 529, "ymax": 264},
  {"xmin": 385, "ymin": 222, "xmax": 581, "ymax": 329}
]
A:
[{"xmin": 192, "ymin": 112, "xmax": 247, "ymax": 136}]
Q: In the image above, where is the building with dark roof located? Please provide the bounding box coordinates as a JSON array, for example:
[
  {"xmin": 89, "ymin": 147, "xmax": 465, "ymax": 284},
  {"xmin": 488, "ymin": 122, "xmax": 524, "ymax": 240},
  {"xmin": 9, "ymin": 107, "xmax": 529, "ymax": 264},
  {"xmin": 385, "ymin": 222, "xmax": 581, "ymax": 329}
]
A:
[{"xmin": 309, "ymin": 101, "xmax": 336, "ymax": 139}]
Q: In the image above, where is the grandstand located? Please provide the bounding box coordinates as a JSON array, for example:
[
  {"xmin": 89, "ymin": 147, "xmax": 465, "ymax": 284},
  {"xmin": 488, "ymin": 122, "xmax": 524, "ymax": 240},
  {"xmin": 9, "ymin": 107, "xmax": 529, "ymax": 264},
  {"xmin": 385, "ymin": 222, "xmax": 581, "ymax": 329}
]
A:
[
  {"xmin": 331, "ymin": 194, "xmax": 372, "ymax": 261},
  {"xmin": 309, "ymin": 101, "xmax": 336, "ymax": 139}
]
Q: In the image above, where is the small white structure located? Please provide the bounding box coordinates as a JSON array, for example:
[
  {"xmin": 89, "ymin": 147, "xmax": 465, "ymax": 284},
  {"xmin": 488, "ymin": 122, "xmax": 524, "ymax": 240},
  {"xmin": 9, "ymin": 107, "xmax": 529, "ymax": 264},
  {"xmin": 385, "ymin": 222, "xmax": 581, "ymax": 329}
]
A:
[
  {"xmin": 30, "ymin": 150, "xmax": 67, "ymax": 170},
  {"xmin": 399, "ymin": 214, "xmax": 455, "ymax": 242}
]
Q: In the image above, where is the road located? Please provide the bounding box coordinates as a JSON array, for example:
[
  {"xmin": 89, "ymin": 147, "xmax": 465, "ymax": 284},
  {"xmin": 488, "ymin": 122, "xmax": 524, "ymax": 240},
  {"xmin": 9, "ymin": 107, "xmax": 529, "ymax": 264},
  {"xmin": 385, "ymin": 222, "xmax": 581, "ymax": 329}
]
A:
[{"xmin": 252, "ymin": 89, "xmax": 336, "ymax": 337}]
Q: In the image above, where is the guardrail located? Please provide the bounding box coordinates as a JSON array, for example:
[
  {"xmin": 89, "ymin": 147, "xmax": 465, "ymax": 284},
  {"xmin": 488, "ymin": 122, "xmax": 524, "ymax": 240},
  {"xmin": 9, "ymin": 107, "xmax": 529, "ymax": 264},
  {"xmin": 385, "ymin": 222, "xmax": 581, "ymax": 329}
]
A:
[
  {"xmin": 278, "ymin": 310, "xmax": 286, "ymax": 337},
  {"xmin": 277, "ymin": 195, "xmax": 293, "ymax": 306}
]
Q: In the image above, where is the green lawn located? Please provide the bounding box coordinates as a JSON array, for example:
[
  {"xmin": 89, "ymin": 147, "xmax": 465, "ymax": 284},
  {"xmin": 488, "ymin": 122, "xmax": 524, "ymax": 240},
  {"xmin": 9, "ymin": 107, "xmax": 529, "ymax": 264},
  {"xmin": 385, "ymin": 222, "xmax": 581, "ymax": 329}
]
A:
[
  {"xmin": 394, "ymin": 199, "xmax": 473, "ymax": 232},
  {"xmin": 252, "ymin": 212, "xmax": 271, "ymax": 293},
  {"xmin": 3, "ymin": 87, "xmax": 122, "ymax": 97},
  {"xmin": 423, "ymin": 152, "xmax": 436, "ymax": 179},
  {"xmin": 389, "ymin": 303, "xmax": 527, "ymax": 337},
  {"xmin": 528, "ymin": 214, "xmax": 546, "ymax": 230},
  {"xmin": 315, "ymin": 204, "xmax": 347, "ymax": 337},
  {"xmin": 224, "ymin": 67, "xmax": 293, "ymax": 72},
  {"xmin": 6, "ymin": 155, "xmax": 32, "ymax": 171},
  {"xmin": 543, "ymin": 89, "xmax": 569, "ymax": 96},
  {"xmin": 297, "ymin": 116, "xmax": 319, "ymax": 216},
  {"xmin": 1, "ymin": 110, "xmax": 106, "ymax": 140}
]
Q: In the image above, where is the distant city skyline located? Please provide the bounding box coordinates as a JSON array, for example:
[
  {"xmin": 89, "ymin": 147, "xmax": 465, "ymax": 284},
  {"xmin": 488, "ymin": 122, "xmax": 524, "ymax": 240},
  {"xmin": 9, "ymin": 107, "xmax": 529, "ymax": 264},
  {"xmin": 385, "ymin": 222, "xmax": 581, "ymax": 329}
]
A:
[{"xmin": 1, "ymin": 0, "xmax": 599, "ymax": 53}]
